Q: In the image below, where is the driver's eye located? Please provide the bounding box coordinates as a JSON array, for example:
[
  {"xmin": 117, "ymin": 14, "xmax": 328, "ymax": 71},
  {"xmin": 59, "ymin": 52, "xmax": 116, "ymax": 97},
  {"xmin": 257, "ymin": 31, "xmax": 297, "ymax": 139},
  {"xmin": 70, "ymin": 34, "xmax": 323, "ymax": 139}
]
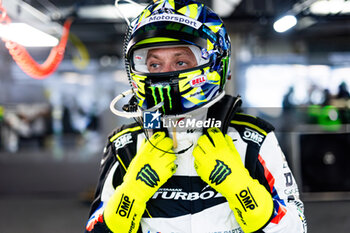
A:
[{"xmin": 150, "ymin": 63, "xmax": 159, "ymax": 68}]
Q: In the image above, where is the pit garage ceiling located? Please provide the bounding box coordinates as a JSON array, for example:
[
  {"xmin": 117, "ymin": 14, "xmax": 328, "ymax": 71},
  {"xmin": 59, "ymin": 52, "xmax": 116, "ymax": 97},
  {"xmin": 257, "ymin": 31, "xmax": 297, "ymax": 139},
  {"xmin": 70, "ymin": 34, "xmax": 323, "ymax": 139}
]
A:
[{"xmin": 2, "ymin": 0, "xmax": 350, "ymax": 58}]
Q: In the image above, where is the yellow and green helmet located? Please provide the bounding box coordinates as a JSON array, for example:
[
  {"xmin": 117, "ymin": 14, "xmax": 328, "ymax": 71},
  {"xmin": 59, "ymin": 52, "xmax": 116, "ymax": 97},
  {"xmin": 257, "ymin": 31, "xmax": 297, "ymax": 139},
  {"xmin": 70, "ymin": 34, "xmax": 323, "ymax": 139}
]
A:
[{"xmin": 125, "ymin": 0, "xmax": 231, "ymax": 115}]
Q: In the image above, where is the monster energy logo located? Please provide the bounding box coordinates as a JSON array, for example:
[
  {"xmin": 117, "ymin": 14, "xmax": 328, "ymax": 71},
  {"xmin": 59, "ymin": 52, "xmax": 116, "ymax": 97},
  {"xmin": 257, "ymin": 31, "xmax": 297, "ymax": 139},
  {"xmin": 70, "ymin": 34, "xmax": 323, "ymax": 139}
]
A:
[
  {"xmin": 209, "ymin": 160, "xmax": 232, "ymax": 185},
  {"xmin": 149, "ymin": 85, "xmax": 173, "ymax": 112},
  {"xmin": 136, "ymin": 164, "xmax": 160, "ymax": 187}
]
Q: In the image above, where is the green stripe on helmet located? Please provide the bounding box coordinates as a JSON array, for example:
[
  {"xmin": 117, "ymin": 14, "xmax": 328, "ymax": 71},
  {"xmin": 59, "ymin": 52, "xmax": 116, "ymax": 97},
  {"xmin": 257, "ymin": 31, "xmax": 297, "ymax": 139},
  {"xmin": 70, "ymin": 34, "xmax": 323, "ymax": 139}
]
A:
[
  {"xmin": 150, "ymin": 86, "xmax": 158, "ymax": 106},
  {"xmin": 157, "ymin": 86, "xmax": 165, "ymax": 113},
  {"xmin": 136, "ymin": 37, "xmax": 180, "ymax": 47},
  {"xmin": 166, "ymin": 85, "xmax": 173, "ymax": 110}
]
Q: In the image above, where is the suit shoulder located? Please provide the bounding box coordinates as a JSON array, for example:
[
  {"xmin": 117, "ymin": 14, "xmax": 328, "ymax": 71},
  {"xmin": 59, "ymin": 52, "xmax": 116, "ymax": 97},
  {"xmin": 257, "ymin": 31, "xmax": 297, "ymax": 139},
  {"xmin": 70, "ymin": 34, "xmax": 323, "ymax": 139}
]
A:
[
  {"xmin": 107, "ymin": 122, "xmax": 143, "ymax": 143},
  {"xmin": 230, "ymin": 112, "xmax": 275, "ymax": 135}
]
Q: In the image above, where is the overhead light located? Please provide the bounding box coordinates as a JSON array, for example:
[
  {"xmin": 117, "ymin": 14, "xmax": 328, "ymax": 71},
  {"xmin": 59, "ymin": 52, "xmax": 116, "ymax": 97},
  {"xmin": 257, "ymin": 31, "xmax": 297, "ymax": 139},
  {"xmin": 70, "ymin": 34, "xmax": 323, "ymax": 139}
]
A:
[
  {"xmin": 78, "ymin": 4, "xmax": 146, "ymax": 20},
  {"xmin": 341, "ymin": 1, "xmax": 350, "ymax": 13},
  {"xmin": 273, "ymin": 15, "xmax": 297, "ymax": 33},
  {"xmin": 309, "ymin": 0, "xmax": 350, "ymax": 15},
  {"xmin": 0, "ymin": 23, "xmax": 59, "ymax": 47},
  {"xmin": 212, "ymin": 0, "xmax": 242, "ymax": 18}
]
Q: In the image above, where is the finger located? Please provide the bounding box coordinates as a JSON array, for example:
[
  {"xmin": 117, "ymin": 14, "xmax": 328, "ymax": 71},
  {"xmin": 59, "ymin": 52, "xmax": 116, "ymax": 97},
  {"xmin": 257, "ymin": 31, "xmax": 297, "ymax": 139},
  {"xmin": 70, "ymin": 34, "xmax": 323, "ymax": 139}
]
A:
[
  {"xmin": 165, "ymin": 152, "xmax": 177, "ymax": 170},
  {"xmin": 192, "ymin": 145, "xmax": 205, "ymax": 159},
  {"xmin": 160, "ymin": 151, "xmax": 177, "ymax": 164},
  {"xmin": 163, "ymin": 155, "xmax": 177, "ymax": 176},
  {"xmin": 144, "ymin": 131, "xmax": 166, "ymax": 152},
  {"xmin": 139, "ymin": 137, "xmax": 148, "ymax": 150},
  {"xmin": 194, "ymin": 160, "xmax": 199, "ymax": 170},
  {"xmin": 196, "ymin": 134, "xmax": 214, "ymax": 152},
  {"xmin": 193, "ymin": 146, "xmax": 205, "ymax": 171},
  {"xmin": 225, "ymin": 134, "xmax": 237, "ymax": 152},
  {"xmin": 207, "ymin": 127, "xmax": 226, "ymax": 148},
  {"xmin": 153, "ymin": 136, "xmax": 173, "ymax": 154},
  {"xmin": 225, "ymin": 135, "xmax": 243, "ymax": 165},
  {"xmin": 161, "ymin": 158, "xmax": 176, "ymax": 170},
  {"xmin": 193, "ymin": 160, "xmax": 203, "ymax": 174},
  {"xmin": 169, "ymin": 163, "xmax": 177, "ymax": 175}
]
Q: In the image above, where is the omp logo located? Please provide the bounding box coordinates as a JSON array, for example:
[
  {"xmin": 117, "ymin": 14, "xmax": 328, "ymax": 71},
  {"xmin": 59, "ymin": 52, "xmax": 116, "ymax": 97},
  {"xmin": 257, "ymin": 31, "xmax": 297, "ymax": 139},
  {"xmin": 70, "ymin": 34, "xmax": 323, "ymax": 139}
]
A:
[
  {"xmin": 235, "ymin": 188, "xmax": 258, "ymax": 211},
  {"xmin": 116, "ymin": 194, "xmax": 135, "ymax": 218},
  {"xmin": 136, "ymin": 164, "xmax": 160, "ymax": 187},
  {"xmin": 114, "ymin": 133, "xmax": 133, "ymax": 150},
  {"xmin": 242, "ymin": 128, "xmax": 264, "ymax": 145},
  {"xmin": 190, "ymin": 75, "xmax": 207, "ymax": 87},
  {"xmin": 209, "ymin": 160, "xmax": 232, "ymax": 185}
]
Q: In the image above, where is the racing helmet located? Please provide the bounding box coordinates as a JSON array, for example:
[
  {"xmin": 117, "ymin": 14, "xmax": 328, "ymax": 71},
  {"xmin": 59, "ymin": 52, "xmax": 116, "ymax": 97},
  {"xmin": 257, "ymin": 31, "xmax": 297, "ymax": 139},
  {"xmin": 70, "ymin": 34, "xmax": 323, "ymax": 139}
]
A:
[{"xmin": 125, "ymin": 0, "xmax": 231, "ymax": 115}]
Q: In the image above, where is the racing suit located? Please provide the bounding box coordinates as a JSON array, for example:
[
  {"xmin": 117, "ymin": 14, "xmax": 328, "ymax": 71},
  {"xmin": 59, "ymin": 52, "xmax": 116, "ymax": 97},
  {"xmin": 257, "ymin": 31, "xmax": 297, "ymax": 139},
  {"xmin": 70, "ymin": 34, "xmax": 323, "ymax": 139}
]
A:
[{"xmin": 85, "ymin": 98, "xmax": 307, "ymax": 233}]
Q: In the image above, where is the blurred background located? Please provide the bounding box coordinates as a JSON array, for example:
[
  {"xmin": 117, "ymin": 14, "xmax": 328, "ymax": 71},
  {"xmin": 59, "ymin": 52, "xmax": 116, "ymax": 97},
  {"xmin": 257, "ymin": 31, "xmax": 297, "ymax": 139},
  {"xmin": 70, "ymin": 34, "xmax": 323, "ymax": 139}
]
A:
[{"xmin": 0, "ymin": 0, "xmax": 350, "ymax": 232}]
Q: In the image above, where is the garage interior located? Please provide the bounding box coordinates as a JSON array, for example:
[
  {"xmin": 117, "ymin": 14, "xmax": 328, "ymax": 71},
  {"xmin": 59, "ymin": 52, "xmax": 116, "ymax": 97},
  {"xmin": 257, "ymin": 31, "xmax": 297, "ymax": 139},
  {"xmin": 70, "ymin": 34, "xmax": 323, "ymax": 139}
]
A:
[{"xmin": 0, "ymin": 0, "xmax": 350, "ymax": 232}]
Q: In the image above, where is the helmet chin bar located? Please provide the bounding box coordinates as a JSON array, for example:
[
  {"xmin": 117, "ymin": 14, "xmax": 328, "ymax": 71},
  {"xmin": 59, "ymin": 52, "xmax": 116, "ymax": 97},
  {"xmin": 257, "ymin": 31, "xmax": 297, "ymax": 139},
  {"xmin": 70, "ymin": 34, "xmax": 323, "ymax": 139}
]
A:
[{"xmin": 109, "ymin": 89, "xmax": 225, "ymax": 119}]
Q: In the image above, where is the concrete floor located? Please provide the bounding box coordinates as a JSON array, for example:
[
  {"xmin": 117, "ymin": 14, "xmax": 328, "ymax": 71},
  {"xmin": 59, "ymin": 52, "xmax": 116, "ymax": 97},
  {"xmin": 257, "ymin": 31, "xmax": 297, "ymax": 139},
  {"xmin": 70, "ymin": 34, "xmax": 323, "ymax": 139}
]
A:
[
  {"xmin": 304, "ymin": 200, "xmax": 350, "ymax": 233},
  {"xmin": 0, "ymin": 136, "xmax": 101, "ymax": 233},
  {"xmin": 0, "ymin": 196, "xmax": 89, "ymax": 233}
]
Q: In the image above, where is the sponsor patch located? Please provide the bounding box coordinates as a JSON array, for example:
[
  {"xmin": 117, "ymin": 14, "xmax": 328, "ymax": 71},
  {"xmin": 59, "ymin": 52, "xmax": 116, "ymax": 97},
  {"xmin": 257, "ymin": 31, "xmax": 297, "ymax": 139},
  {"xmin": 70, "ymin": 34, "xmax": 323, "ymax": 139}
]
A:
[
  {"xmin": 235, "ymin": 188, "xmax": 258, "ymax": 211},
  {"xmin": 284, "ymin": 172, "xmax": 293, "ymax": 187},
  {"xmin": 114, "ymin": 133, "xmax": 133, "ymax": 150},
  {"xmin": 209, "ymin": 160, "xmax": 232, "ymax": 185},
  {"xmin": 116, "ymin": 194, "xmax": 135, "ymax": 218},
  {"xmin": 136, "ymin": 164, "xmax": 160, "ymax": 187},
  {"xmin": 242, "ymin": 128, "xmax": 264, "ymax": 145},
  {"xmin": 152, "ymin": 188, "xmax": 222, "ymax": 201}
]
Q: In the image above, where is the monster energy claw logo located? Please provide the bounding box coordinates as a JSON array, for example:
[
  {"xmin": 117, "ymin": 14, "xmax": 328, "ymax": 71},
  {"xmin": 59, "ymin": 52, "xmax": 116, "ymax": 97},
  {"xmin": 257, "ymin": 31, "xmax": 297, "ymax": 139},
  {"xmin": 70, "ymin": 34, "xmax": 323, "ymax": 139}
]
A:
[
  {"xmin": 136, "ymin": 164, "xmax": 160, "ymax": 187},
  {"xmin": 209, "ymin": 160, "xmax": 232, "ymax": 185},
  {"xmin": 150, "ymin": 85, "xmax": 173, "ymax": 113}
]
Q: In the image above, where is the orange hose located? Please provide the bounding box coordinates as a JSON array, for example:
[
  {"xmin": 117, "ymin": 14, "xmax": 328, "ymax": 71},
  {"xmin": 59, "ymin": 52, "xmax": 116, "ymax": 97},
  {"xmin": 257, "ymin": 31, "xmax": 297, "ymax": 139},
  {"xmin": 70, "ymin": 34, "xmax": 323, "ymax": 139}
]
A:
[{"xmin": 1, "ymin": 1, "xmax": 72, "ymax": 79}]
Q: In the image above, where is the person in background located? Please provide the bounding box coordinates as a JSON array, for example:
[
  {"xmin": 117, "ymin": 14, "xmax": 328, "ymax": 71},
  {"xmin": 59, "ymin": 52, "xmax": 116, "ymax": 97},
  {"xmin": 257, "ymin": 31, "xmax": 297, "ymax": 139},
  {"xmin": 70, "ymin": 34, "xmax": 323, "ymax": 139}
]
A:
[
  {"xmin": 321, "ymin": 89, "xmax": 332, "ymax": 106},
  {"xmin": 336, "ymin": 82, "xmax": 350, "ymax": 99},
  {"xmin": 85, "ymin": 0, "xmax": 307, "ymax": 232},
  {"xmin": 282, "ymin": 86, "xmax": 296, "ymax": 112}
]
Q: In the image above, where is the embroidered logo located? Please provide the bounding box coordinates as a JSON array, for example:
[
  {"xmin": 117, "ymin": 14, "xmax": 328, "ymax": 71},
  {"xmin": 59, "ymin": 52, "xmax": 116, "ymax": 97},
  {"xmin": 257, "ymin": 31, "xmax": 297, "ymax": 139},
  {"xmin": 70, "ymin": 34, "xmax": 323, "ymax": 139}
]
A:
[
  {"xmin": 242, "ymin": 128, "xmax": 264, "ymax": 145},
  {"xmin": 116, "ymin": 194, "xmax": 135, "ymax": 218},
  {"xmin": 209, "ymin": 160, "xmax": 232, "ymax": 185},
  {"xmin": 235, "ymin": 188, "xmax": 258, "ymax": 211},
  {"xmin": 114, "ymin": 133, "xmax": 133, "ymax": 150},
  {"xmin": 136, "ymin": 164, "xmax": 160, "ymax": 187}
]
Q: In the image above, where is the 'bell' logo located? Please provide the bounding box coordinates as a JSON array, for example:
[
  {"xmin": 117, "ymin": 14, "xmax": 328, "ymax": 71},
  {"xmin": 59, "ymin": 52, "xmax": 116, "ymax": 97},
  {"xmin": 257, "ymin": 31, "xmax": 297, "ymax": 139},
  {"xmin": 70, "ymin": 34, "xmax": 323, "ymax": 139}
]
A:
[{"xmin": 190, "ymin": 75, "xmax": 207, "ymax": 87}]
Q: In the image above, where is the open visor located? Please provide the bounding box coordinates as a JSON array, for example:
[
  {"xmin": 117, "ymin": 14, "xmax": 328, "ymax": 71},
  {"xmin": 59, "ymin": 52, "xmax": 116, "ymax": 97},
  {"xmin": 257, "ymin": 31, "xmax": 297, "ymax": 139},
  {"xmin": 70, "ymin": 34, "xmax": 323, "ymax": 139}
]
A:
[
  {"xmin": 127, "ymin": 16, "xmax": 219, "ymax": 73},
  {"xmin": 131, "ymin": 44, "xmax": 210, "ymax": 73}
]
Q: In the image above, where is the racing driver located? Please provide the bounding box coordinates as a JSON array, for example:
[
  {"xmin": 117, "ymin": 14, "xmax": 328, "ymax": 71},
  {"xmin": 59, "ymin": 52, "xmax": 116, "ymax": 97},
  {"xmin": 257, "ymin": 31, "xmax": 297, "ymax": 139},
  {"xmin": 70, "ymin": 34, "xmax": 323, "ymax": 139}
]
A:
[{"xmin": 85, "ymin": 0, "xmax": 307, "ymax": 232}]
